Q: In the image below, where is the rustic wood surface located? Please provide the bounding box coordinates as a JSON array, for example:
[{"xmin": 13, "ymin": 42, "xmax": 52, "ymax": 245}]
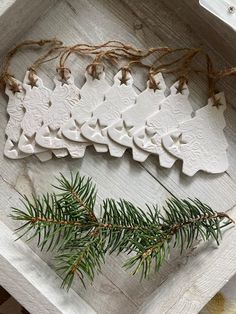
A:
[{"xmin": 1, "ymin": 0, "xmax": 236, "ymax": 313}]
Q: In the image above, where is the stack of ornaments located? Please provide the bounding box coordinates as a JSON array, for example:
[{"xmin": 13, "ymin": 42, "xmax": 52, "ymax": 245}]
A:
[{"xmin": 4, "ymin": 67, "xmax": 228, "ymax": 176}]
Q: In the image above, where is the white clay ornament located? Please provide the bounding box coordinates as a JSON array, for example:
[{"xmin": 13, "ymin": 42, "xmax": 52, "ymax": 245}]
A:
[
  {"xmin": 18, "ymin": 71, "xmax": 53, "ymax": 162},
  {"xmin": 4, "ymin": 79, "xmax": 29, "ymax": 159},
  {"xmin": 4, "ymin": 76, "xmax": 64, "ymax": 161},
  {"xmin": 81, "ymin": 69, "xmax": 137, "ymax": 157},
  {"xmin": 35, "ymin": 73, "xmax": 85, "ymax": 158},
  {"xmin": 2, "ymin": 68, "xmax": 229, "ymax": 177},
  {"xmin": 61, "ymin": 69, "xmax": 111, "ymax": 156},
  {"xmin": 162, "ymin": 92, "xmax": 228, "ymax": 176},
  {"xmin": 133, "ymin": 81, "xmax": 193, "ymax": 168},
  {"xmin": 108, "ymin": 73, "xmax": 166, "ymax": 162}
]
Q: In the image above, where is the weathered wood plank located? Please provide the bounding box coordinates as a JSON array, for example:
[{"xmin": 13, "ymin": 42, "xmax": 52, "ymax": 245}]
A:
[
  {"xmin": 0, "ymin": 221, "xmax": 96, "ymax": 314},
  {"xmin": 0, "ymin": 0, "xmax": 57, "ymax": 56},
  {"xmin": 140, "ymin": 207, "xmax": 236, "ymax": 314}
]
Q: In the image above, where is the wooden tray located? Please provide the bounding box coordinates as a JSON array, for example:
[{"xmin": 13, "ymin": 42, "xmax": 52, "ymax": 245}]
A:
[{"xmin": 1, "ymin": 1, "xmax": 236, "ymax": 313}]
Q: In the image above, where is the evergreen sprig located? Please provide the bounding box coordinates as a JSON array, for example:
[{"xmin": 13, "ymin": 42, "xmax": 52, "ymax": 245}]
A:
[{"xmin": 11, "ymin": 172, "xmax": 234, "ymax": 289}]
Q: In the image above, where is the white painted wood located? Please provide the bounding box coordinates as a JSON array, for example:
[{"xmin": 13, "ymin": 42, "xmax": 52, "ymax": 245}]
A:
[
  {"xmin": 200, "ymin": 272, "xmax": 236, "ymax": 313},
  {"xmin": 0, "ymin": 0, "xmax": 56, "ymax": 56},
  {"xmin": 200, "ymin": 0, "xmax": 236, "ymax": 30},
  {"xmin": 1, "ymin": 0, "xmax": 236, "ymax": 313},
  {"xmin": 139, "ymin": 207, "xmax": 236, "ymax": 314},
  {"xmin": 0, "ymin": 221, "xmax": 96, "ymax": 314},
  {"xmin": 0, "ymin": 1, "xmax": 16, "ymax": 14}
]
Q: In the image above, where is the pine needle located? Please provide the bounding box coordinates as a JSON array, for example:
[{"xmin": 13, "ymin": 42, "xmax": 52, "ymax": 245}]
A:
[{"xmin": 10, "ymin": 172, "xmax": 234, "ymax": 289}]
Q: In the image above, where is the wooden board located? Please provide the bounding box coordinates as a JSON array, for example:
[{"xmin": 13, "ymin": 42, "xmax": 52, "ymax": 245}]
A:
[{"xmin": 0, "ymin": 0, "xmax": 236, "ymax": 313}]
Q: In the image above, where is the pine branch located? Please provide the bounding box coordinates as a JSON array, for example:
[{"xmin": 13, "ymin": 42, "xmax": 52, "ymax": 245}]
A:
[{"xmin": 11, "ymin": 172, "xmax": 234, "ymax": 289}]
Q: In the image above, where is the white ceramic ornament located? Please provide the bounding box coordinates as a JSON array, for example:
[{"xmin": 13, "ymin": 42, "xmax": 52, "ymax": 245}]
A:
[
  {"xmin": 4, "ymin": 80, "xmax": 29, "ymax": 159},
  {"xmin": 3, "ymin": 78, "xmax": 62, "ymax": 162},
  {"xmin": 162, "ymin": 92, "xmax": 228, "ymax": 176},
  {"xmin": 17, "ymin": 71, "xmax": 52, "ymax": 161},
  {"xmin": 81, "ymin": 70, "xmax": 137, "ymax": 157},
  {"xmin": 134, "ymin": 81, "xmax": 193, "ymax": 168},
  {"xmin": 35, "ymin": 74, "xmax": 84, "ymax": 158},
  {"xmin": 108, "ymin": 73, "xmax": 166, "ymax": 162},
  {"xmin": 61, "ymin": 70, "xmax": 111, "ymax": 155}
]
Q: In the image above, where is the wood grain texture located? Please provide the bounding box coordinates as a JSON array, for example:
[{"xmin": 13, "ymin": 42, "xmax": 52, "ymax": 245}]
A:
[
  {"xmin": 0, "ymin": 0, "xmax": 57, "ymax": 56},
  {"xmin": 0, "ymin": 221, "xmax": 96, "ymax": 314},
  {"xmin": 0, "ymin": 0, "xmax": 236, "ymax": 313},
  {"xmin": 140, "ymin": 211, "xmax": 236, "ymax": 314}
]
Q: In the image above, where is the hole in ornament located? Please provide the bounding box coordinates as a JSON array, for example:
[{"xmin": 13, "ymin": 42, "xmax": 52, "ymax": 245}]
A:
[
  {"xmin": 48, "ymin": 101, "xmax": 52, "ymax": 107},
  {"xmin": 119, "ymin": 76, "xmax": 129, "ymax": 85},
  {"xmin": 31, "ymin": 80, "xmax": 38, "ymax": 89},
  {"xmin": 60, "ymin": 78, "xmax": 69, "ymax": 86}
]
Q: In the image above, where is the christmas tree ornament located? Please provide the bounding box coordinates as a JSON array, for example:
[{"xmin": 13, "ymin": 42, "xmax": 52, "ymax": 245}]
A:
[
  {"xmin": 108, "ymin": 72, "xmax": 166, "ymax": 162},
  {"xmin": 133, "ymin": 81, "xmax": 193, "ymax": 168},
  {"xmin": 17, "ymin": 70, "xmax": 68, "ymax": 160},
  {"xmin": 35, "ymin": 70, "xmax": 84, "ymax": 158},
  {"xmin": 162, "ymin": 92, "xmax": 228, "ymax": 176},
  {"xmin": 4, "ymin": 79, "xmax": 29, "ymax": 160},
  {"xmin": 0, "ymin": 39, "xmax": 233, "ymax": 176},
  {"xmin": 81, "ymin": 68, "xmax": 137, "ymax": 157},
  {"xmin": 4, "ymin": 79, "xmax": 52, "ymax": 162},
  {"xmin": 17, "ymin": 71, "xmax": 52, "ymax": 161},
  {"xmin": 61, "ymin": 66, "xmax": 111, "ymax": 156}
]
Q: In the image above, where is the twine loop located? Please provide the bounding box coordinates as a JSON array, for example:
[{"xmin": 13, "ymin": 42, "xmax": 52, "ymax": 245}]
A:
[
  {"xmin": 0, "ymin": 39, "xmax": 235, "ymax": 108},
  {"xmin": 56, "ymin": 67, "xmax": 71, "ymax": 81}
]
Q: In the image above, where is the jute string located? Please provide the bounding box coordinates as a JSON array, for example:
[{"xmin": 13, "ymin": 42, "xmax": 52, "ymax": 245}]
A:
[
  {"xmin": 0, "ymin": 39, "xmax": 63, "ymax": 92},
  {"xmin": 0, "ymin": 39, "xmax": 235, "ymax": 106}
]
